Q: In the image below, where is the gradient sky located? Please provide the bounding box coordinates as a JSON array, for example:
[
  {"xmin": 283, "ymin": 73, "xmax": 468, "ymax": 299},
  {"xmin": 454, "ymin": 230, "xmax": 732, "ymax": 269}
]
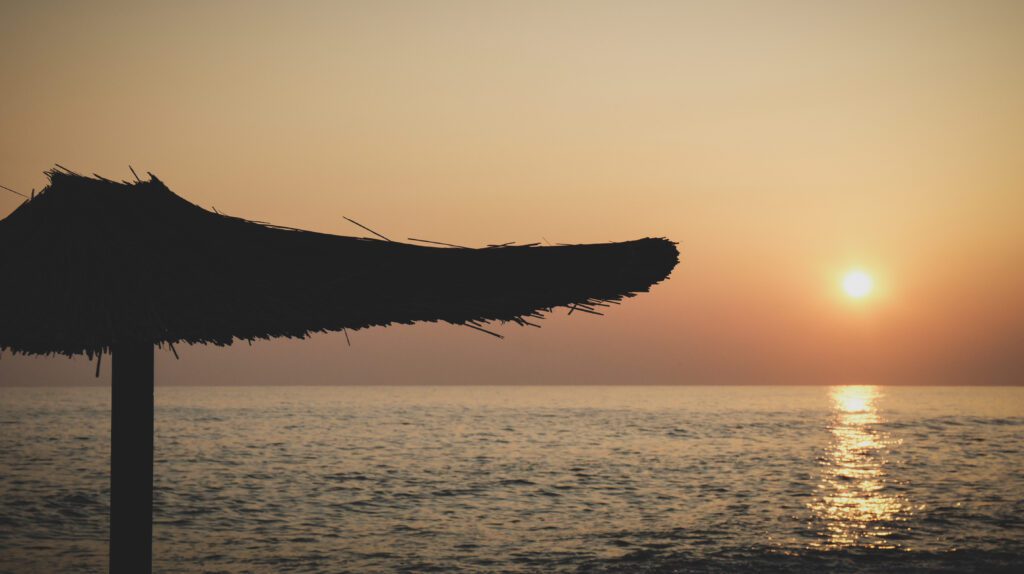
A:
[{"xmin": 1, "ymin": 0, "xmax": 1022, "ymax": 386}]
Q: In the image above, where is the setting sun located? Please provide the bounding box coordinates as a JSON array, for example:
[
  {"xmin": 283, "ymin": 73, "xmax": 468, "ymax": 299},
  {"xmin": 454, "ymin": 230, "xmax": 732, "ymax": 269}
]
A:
[{"xmin": 843, "ymin": 271, "xmax": 874, "ymax": 299}]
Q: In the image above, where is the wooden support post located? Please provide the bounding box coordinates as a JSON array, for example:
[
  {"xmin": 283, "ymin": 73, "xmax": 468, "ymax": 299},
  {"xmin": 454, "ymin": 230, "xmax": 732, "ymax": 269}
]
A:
[{"xmin": 110, "ymin": 341, "xmax": 154, "ymax": 574}]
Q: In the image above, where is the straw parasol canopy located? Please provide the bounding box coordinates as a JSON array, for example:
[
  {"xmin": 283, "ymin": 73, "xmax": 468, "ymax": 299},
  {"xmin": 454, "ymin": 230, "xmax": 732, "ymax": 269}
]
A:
[
  {"xmin": 0, "ymin": 166, "xmax": 679, "ymax": 573},
  {"xmin": 0, "ymin": 168, "xmax": 678, "ymax": 358}
]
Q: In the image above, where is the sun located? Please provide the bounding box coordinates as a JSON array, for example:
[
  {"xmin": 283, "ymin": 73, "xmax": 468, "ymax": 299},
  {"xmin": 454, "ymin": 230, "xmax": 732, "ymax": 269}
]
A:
[{"xmin": 842, "ymin": 270, "xmax": 873, "ymax": 298}]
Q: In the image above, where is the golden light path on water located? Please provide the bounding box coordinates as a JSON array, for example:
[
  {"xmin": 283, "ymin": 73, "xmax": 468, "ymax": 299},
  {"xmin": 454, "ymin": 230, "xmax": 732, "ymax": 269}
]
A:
[{"xmin": 809, "ymin": 386, "xmax": 912, "ymax": 550}]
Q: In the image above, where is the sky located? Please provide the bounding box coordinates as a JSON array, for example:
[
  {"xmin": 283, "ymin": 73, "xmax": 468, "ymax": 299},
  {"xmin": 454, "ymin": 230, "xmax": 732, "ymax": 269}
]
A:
[{"xmin": 1, "ymin": 0, "xmax": 1022, "ymax": 386}]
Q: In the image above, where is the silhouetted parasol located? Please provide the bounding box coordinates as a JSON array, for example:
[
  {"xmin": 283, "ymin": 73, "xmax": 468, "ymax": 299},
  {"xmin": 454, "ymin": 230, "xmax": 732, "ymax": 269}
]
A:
[{"xmin": 0, "ymin": 167, "xmax": 679, "ymax": 573}]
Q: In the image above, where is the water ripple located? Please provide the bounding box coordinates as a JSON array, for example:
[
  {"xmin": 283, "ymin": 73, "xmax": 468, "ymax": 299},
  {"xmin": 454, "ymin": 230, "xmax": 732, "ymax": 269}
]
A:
[{"xmin": 0, "ymin": 385, "xmax": 1021, "ymax": 573}]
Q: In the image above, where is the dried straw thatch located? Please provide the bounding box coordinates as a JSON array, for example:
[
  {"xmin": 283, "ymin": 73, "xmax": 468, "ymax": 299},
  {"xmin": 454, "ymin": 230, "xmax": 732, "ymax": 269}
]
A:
[{"xmin": 0, "ymin": 168, "xmax": 679, "ymax": 358}]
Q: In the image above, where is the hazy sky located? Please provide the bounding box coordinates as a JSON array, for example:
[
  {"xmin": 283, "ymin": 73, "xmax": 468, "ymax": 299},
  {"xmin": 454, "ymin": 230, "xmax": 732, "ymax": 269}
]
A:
[{"xmin": 1, "ymin": 0, "xmax": 1022, "ymax": 385}]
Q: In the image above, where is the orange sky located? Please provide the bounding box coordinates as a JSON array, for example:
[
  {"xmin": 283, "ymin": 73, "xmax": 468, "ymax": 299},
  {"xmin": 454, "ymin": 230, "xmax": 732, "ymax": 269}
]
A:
[{"xmin": 1, "ymin": 0, "xmax": 1022, "ymax": 385}]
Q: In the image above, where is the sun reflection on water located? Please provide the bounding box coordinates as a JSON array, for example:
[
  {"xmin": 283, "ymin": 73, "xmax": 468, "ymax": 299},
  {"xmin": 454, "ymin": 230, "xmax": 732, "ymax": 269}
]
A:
[{"xmin": 809, "ymin": 385, "xmax": 911, "ymax": 550}]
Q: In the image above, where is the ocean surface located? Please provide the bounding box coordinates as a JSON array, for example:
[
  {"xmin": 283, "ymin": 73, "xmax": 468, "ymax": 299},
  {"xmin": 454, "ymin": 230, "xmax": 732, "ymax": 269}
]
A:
[{"xmin": 0, "ymin": 385, "xmax": 1022, "ymax": 573}]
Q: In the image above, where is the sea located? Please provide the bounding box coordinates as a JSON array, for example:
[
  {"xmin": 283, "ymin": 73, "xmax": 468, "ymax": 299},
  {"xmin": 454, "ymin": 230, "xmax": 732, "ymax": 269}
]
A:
[{"xmin": 0, "ymin": 385, "xmax": 1021, "ymax": 573}]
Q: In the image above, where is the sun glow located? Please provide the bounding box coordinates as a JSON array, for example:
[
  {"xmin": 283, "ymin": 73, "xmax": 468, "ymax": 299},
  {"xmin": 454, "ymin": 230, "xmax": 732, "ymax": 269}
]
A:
[{"xmin": 842, "ymin": 271, "xmax": 873, "ymax": 298}]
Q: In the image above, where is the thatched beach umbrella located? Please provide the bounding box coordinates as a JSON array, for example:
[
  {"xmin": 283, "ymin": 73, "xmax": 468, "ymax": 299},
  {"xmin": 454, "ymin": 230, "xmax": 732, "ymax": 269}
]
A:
[{"xmin": 0, "ymin": 167, "xmax": 679, "ymax": 573}]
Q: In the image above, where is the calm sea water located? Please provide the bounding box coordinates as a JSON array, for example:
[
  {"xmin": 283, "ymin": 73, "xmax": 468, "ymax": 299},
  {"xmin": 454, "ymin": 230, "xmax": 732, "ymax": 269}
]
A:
[{"xmin": 0, "ymin": 386, "xmax": 1022, "ymax": 573}]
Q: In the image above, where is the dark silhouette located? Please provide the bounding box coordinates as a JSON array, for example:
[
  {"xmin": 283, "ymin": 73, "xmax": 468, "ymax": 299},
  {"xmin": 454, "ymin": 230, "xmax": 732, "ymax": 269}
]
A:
[{"xmin": 0, "ymin": 167, "xmax": 679, "ymax": 573}]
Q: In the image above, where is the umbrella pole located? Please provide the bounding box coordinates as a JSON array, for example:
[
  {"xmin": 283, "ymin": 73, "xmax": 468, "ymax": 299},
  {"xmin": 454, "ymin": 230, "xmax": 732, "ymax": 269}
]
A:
[{"xmin": 110, "ymin": 341, "xmax": 154, "ymax": 574}]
